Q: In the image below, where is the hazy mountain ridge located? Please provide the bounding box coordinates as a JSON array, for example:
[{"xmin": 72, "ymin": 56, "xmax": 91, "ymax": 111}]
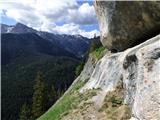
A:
[
  {"xmin": 1, "ymin": 23, "xmax": 91, "ymax": 58},
  {"xmin": 1, "ymin": 33, "xmax": 76, "ymax": 65}
]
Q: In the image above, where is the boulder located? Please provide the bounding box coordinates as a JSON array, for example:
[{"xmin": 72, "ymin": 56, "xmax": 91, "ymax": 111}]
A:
[{"xmin": 94, "ymin": 1, "xmax": 160, "ymax": 51}]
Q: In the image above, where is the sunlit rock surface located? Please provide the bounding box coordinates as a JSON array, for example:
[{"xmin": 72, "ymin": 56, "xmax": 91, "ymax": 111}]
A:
[
  {"xmin": 81, "ymin": 34, "xmax": 160, "ymax": 120},
  {"xmin": 94, "ymin": 1, "xmax": 160, "ymax": 51}
]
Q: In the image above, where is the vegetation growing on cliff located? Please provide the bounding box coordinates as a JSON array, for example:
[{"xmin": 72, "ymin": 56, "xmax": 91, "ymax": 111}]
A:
[
  {"xmin": 89, "ymin": 36, "xmax": 107, "ymax": 60},
  {"xmin": 90, "ymin": 46, "xmax": 106, "ymax": 60},
  {"xmin": 75, "ymin": 61, "xmax": 85, "ymax": 77},
  {"xmin": 75, "ymin": 36, "xmax": 104, "ymax": 77},
  {"xmin": 100, "ymin": 82, "xmax": 131, "ymax": 120}
]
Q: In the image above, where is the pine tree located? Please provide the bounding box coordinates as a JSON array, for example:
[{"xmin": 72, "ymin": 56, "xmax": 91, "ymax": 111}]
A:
[
  {"xmin": 89, "ymin": 39, "xmax": 97, "ymax": 53},
  {"xmin": 57, "ymin": 89, "xmax": 64, "ymax": 99},
  {"xmin": 48, "ymin": 86, "xmax": 57, "ymax": 107},
  {"xmin": 19, "ymin": 103, "xmax": 31, "ymax": 120},
  {"xmin": 75, "ymin": 61, "xmax": 85, "ymax": 77},
  {"xmin": 32, "ymin": 71, "xmax": 46, "ymax": 119}
]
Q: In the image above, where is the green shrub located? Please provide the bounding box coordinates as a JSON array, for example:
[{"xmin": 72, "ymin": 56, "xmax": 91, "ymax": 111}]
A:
[
  {"xmin": 109, "ymin": 96, "xmax": 123, "ymax": 107},
  {"xmin": 91, "ymin": 47, "xmax": 106, "ymax": 60},
  {"xmin": 75, "ymin": 61, "xmax": 85, "ymax": 77}
]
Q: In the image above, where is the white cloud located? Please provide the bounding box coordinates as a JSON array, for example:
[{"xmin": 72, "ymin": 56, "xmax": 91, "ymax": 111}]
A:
[
  {"xmin": 80, "ymin": 29, "xmax": 100, "ymax": 38},
  {"xmin": 68, "ymin": 3, "xmax": 97, "ymax": 25},
  {"xmin": 0, "ymin": 0, "xmax": 99, "ymax": 38},
  {"xmin": 52, "ymin": 23, "xmax": 100, "ymax": 38}
]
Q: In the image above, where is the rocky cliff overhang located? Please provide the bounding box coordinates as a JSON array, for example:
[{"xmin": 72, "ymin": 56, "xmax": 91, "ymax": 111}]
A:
[{"xmin": 94, "ymin": 1, "xmax": 160, "ymax": 52}]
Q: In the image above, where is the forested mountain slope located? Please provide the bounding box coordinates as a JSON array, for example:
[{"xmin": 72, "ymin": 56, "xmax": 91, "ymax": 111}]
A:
[{"xmin": 1, "ymin": 32, "xmax": 85, "ymax": 119}]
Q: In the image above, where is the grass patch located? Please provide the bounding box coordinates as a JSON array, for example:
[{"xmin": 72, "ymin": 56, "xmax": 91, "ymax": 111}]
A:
[
  {"xmin": 82, "ymin": 88, "xmax": 97, "ymax": 101},
  {"xmin": 100, "ymin": 94, "xmax": 131, "ymax": 120},
  {"xmin": 99, "ymin": 81, "xmax": 131, "ymax": 120},
  {"xmin": 90, "ymin": 47, "xmax": 106, "ymax": 60}
]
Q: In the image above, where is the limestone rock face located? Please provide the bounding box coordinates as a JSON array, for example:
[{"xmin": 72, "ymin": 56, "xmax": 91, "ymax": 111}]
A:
[
  {"xmin": 94, "ymin": 1, "xmax": 160, "ymax": 51},
  {"xmin": 39, "ymin": 35, "xmax": 160, "ymax": 120},
  {"xmin": 81, "ymin": 34, "xmax": 160, "ymax": 120}
]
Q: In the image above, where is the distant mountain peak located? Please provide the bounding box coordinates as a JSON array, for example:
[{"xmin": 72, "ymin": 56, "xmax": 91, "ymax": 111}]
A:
[
  {"xmin": 15, "ymin": 22, "xmax": 28, "ymax": 28},
  {"xmin": 13, "ymin": 22, "xmax": 36, "ymax": 33},
  {"xmin": 1, "ymin": 23, "xmax": 92, "ymax": 58},
  {"xmin": 1, "ymin": 22, "xmax": 36, "ymax": 33}
]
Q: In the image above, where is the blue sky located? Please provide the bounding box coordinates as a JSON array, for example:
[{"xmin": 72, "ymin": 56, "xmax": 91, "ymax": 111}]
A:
[
  {"xmin": 1, "ymin": 13, "xmax": 16, "ymax": 25},
  {"xmin": 0, "ymin": 0, "xmax": 99, "ymax": 38}
]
